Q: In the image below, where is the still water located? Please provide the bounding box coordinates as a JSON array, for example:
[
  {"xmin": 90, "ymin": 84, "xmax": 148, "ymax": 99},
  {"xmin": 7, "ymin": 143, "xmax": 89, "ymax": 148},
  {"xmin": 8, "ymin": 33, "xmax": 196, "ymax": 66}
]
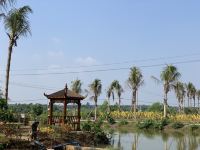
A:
[{"xmin": 109, "ymin": 131, "xmax": 200, "ymax": 150}]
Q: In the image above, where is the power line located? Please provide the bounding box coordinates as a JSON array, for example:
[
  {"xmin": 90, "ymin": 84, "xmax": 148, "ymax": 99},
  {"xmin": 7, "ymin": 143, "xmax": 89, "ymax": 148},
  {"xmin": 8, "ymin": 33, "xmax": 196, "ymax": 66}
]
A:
[
  {"xmin": 0, "ymin": 80, "xmax": 58, "ymax": 90},
  {"xmin": 2, "ymin": 53, "xmax": 200, "ymax": 72},
  {"xmin": 6, "ymin": 59, "xmax": 200, "ymax": 76}
]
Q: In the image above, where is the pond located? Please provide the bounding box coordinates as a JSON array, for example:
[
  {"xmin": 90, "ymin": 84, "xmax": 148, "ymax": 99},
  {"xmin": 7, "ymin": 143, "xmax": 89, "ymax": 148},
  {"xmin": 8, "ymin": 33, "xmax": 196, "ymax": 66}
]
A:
[{"xmin": 108, "ymin": 131, "xmax": 200, "ymax": 150}]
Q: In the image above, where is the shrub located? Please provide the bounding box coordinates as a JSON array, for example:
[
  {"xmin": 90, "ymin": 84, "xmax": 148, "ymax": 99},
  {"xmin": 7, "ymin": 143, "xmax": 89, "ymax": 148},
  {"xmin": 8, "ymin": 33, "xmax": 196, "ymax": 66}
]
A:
[
  {"xmin": 137, "ymin": 119, "xmax": 154, "ymax": 129},
  {"xmin": 82, "ymin": 121, "xmax": 92, "ymax": 131},
  {"xmin": 118, "ymin": 120, "xmax": 128, "ymax": 126},
  {"xmin": 147, "ymin": 102, "xmax": 163, "ymax": 112},
  {"xmin": 107, "ymin": 116, "xmax": 116, "ymax": 125},
  {"xmin": 171, "ymin": 122, "xmax": 184, "ymax": 129},
  {"xmin": 190, "ymin": 125, "xmax": 199, "ymax": 131},
  {"xmin": 184, "ymin": 108, "xmax": 198, "ymax": 115}
]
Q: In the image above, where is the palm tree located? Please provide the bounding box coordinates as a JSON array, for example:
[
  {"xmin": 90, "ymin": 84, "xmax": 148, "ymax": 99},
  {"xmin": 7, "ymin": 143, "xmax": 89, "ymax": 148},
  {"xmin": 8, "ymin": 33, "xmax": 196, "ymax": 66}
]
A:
[
  {"xmin": 152, "ymin": 65, "xmax": 181, "ymax": 118},
  {"xmin": 71, "ymin": 79, "xmax": 82, "ymax": 115},
  {"xmin": 111, "ymin": 80, "xmax": 123, "ymax": 111},
  {"xmin": 71, "ymin": 79, "xmax": 82, "ymax": 94},
  {"xmin": 173, "ymin": 82, "xmax": 185, "ymax": 113},
  {"xmin": 0, "ymin": 0, "xmax": 15, "ymax": 7},
  {"xmin": 127, "ymin": 67, "xmax": 144, "ymax": 113},
  {"xmin": 3, "ymin": 6, "xmax": 33, "ymax": 101},
  {"xmin": 89, "ymin": 79, "xmax": 102, "ymax": 121},
  {"xmin": 106, "ymin": 86, "xmax": 113, "ymax": 113},
  {"xmin": 185, "ymin": 82, "xmax": 195, "ymax": 108},
  {"xmin": 191, "ymin": 85, "xmax": 196, "ymax": 108},
  {"xmin": 196, "ymin": 90, "xmax": 200, "ymax": 111}
]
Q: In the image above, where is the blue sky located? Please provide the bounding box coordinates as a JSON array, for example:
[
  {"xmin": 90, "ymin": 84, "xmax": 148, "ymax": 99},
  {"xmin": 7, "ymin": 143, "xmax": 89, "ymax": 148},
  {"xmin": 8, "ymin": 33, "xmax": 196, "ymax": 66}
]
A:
[{"xmin": 0, "ymin": 0, "xmax": 200, "ymax": 106}]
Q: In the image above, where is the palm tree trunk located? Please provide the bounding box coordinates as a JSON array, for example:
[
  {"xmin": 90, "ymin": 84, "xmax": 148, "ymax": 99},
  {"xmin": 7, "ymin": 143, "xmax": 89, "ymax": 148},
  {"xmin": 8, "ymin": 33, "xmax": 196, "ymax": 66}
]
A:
[
  {"xmin": 163, "ymin": 91, "xmax": 168, "ymax": 118},
  {"xmin": 131, "ymin": 90, "xmax": 136, "ymax": 113},
  {"xmin": 94, "ymin": 98, "xmax": 97, "ymax": 121},
  {"xmin": 178, "ymin": 101, "xmax": 181, "ymax": 113},
  {"xmin": 5, "ymin": 40, "xmax": 14, "ymax": 102},
  {"xmin": 107, "ymin": 98, "xmax": 110, "ymax": 113},
  {"xmin": 193, "ymin": 98, "xmax": 195, "ymax": 108},
  {"xmin": 187, "ymin": 96, "xmax": 189, "ymax": 108},
  {"xmin": 118, "ymin": 96, "xmax": 121, "ymax": 112}
]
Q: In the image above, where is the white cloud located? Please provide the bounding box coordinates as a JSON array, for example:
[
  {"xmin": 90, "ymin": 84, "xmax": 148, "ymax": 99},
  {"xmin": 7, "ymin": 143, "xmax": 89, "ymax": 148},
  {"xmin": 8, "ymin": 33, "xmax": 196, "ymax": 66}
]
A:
[{"xmin": 75, "ymin": 57, "xmax": 97, "ymax": 66}]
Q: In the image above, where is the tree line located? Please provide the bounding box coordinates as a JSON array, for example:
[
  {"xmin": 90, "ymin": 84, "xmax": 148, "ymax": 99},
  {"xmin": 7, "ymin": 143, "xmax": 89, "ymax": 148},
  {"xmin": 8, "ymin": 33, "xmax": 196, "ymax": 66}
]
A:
[{"xmin": 71, "ymin": 65, "xmax": 200, "ymax": 120}]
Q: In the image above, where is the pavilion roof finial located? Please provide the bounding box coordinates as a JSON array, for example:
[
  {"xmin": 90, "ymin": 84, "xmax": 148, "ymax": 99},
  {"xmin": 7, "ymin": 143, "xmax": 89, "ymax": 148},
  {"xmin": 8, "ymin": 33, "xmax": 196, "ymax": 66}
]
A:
[{"xmin": 64, "ymin": 83, "xmax": 68, "ymax": 98}]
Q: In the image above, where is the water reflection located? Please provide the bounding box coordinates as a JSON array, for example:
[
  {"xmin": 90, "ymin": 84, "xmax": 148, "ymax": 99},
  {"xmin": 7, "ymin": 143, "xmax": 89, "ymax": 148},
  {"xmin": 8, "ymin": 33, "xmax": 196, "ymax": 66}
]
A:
[{"xmin": 110, "ymin": 131, "xmax": 200, "ymax": 150}]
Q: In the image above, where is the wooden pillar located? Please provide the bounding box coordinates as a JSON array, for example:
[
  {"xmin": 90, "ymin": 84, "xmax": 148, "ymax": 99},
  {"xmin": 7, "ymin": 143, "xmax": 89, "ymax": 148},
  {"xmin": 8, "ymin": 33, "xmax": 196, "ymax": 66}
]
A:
[
  {"xmin": 49, "ymin": 100, "xmax": 53, "ymax": 125},
  {"xmin": 77, "ymin": 101, "xmax": 81, "ymax": 130},
  {"xmin": 63, "ymin": 99, "xmax": 67, "ymax": 124}
]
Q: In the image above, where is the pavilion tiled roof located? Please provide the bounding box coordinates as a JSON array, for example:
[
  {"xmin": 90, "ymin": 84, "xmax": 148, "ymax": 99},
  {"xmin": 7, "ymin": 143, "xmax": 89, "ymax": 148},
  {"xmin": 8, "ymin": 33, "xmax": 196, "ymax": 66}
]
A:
[{"xmin": 44, "ymin": 88, "xmax": 85, "ymax": 100}]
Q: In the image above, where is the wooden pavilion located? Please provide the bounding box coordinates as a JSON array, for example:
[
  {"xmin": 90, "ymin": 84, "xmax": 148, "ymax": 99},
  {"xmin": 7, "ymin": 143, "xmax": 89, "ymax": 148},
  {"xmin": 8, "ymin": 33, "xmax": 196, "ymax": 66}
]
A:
[{"xmin": 44, "ymin": 84, "xmax": 85, "ymax": 130}]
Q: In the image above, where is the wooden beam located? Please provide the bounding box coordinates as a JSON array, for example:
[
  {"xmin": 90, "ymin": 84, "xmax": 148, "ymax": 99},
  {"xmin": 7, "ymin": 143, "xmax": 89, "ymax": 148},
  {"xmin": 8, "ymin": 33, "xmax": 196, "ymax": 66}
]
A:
[
  {"xmin": 49, "ymin": 100, "xmax": 53, "ymax": 125},
  {"xmin": 77, "ymin": 101, "xmax": 81, "ymax": 130},
  {"xmin": 63, "ymin": 99, "xmax": 67, "ymax": 125}
]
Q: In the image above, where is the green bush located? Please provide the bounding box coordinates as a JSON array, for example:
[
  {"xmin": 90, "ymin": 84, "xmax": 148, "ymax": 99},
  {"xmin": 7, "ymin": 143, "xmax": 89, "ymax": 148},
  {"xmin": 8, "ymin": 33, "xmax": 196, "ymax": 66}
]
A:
[
  {"xmin": 118, "ymin": 120, "xmax": 128, "ymax": 126},
  {"xmin": 82, "ymin": 121, "xmax": 92, "ymax": 131},
  {"xmin": 147, "ymin": 102, "xmax": 163, "ymax": 112},
  {"xmin": 137, "ymin": 119, "xmax": 155, "ymax": 129},
  {"xmin": 137, "ymin": 119, "xmax": 169, "ymax": 130},
  {"xmin": 107, "ymin": 116, "xmax": 116, "ymax": 125},
  {"xmin": 184, "ymin": 108, "xmax": 198, "ymax": 115},
  {"xmin": 190, "ymin": 125, "xmax": 199, "ymax": 131},
  {"xmin": 171, "ymin": 122, "xmax": 184, "ymax": 129}
]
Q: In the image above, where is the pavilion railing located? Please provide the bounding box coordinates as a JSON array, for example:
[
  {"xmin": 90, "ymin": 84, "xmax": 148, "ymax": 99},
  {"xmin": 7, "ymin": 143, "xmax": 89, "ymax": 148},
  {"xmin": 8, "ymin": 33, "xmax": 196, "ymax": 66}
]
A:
[
  {"xmin": 48, "ymin": 115, "xmax": 80, "ymax": 130},
  {"xmin": 50, "ymin": 116, "xmax": 63, "ymax": 124},
  {"xmin": 65, "ymin": 116, "xmax": 80, "ymax": 130}
]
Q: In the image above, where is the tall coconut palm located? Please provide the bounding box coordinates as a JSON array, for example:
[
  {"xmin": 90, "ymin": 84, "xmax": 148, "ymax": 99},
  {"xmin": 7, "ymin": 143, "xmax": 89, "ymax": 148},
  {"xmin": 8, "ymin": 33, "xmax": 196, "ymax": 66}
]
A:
[
  {"xmin": 111, "ymin": 80, "xmax": 123, "ymax": 111},
  {"xmin": 3, "ymin": 6, "xmax": 32, "ymax": 101},
  {"xmin": 196, "ymin": 90, "xmax": 200, "ymax": 111},
  {"xmin": 127, "ymin": 67, "xmax": 144, "ymax": 113},
  {"xmin": 173, "ymin": 82, "xmax": 185, "ymax": 113},
  {"xmin": 89, "ymin": 79, "xmax": 102, "ymax": 121},
  {"xmin": 185, "ymin": 82, "xmax": 195, "ymax": 108},
  {"xmin": 152, "ymin": 65, "xmax": 181, "ymax": 118}
]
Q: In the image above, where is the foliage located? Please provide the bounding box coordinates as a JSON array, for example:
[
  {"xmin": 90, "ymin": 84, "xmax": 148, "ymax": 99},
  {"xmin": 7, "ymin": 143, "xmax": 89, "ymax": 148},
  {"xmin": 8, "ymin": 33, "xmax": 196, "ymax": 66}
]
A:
[
  {"xmin": 81, "ymin": 120, "xmax": 110, "ymax": 145},
  {"xmin": 184, "ymin": 108, "xmax": 198, "ymax": 115},
  {"xmin": 148, "ymin": 102, "xmax": 163, "ymax": 112},
  {"xmin": 32, "ymin": 103, "xmax": 43, "ymax": 118},
  {"xmin": 118, "ymin": 120, "xmax": 128, "ymax": 126},
  {"xmin": 190, "ymin": 125, "xmax": 199, "ymax": 132},
  {"xmin": 110, "ymin": 111, "xmax": 200, "ymax": 123},
  {"xmin": 82, "ymin": 121, "xmax": 92, "ymax": 131},
  {"xmin": 137, "ymin": 118, "xmax": 169, "ymax": 130},
  {"xmin": 99, "ymin": 101, "xmax": 109, "ymax": 113},
  {"xmin": 107, "ymin": 116, "xmax": 116, "ymax": 125},
  {"xmin": 0, "ymin": 109, "xmax": 15, "ymax": 122},
  {"xmin": 0, "ymin": 99, "xmax": 8, "ymax": 110},
  {"xmin": 40, "ymin": 126, "xmax": 54, "ymax": 134},
  {"xmin": 137, "ymin": 119, "xmax": 155, "ymax": 129},
  {"xmin": 71, "ymin": 79, "xmax": 82, "ymax": 94},
  {"xmin": 171, "ymin": 122, "xmax": 184, "ymax": 129}
]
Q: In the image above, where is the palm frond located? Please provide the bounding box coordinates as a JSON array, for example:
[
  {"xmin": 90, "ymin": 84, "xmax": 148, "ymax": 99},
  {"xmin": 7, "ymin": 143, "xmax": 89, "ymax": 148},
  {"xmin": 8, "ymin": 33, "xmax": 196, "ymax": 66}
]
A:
[
  {"xmin": 4, "ymin": 5, "xmax": 33, "ymax": 41},
  {"xmin": 151, "ymin": 76, "xmax": 161, "ymax": 84}
]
